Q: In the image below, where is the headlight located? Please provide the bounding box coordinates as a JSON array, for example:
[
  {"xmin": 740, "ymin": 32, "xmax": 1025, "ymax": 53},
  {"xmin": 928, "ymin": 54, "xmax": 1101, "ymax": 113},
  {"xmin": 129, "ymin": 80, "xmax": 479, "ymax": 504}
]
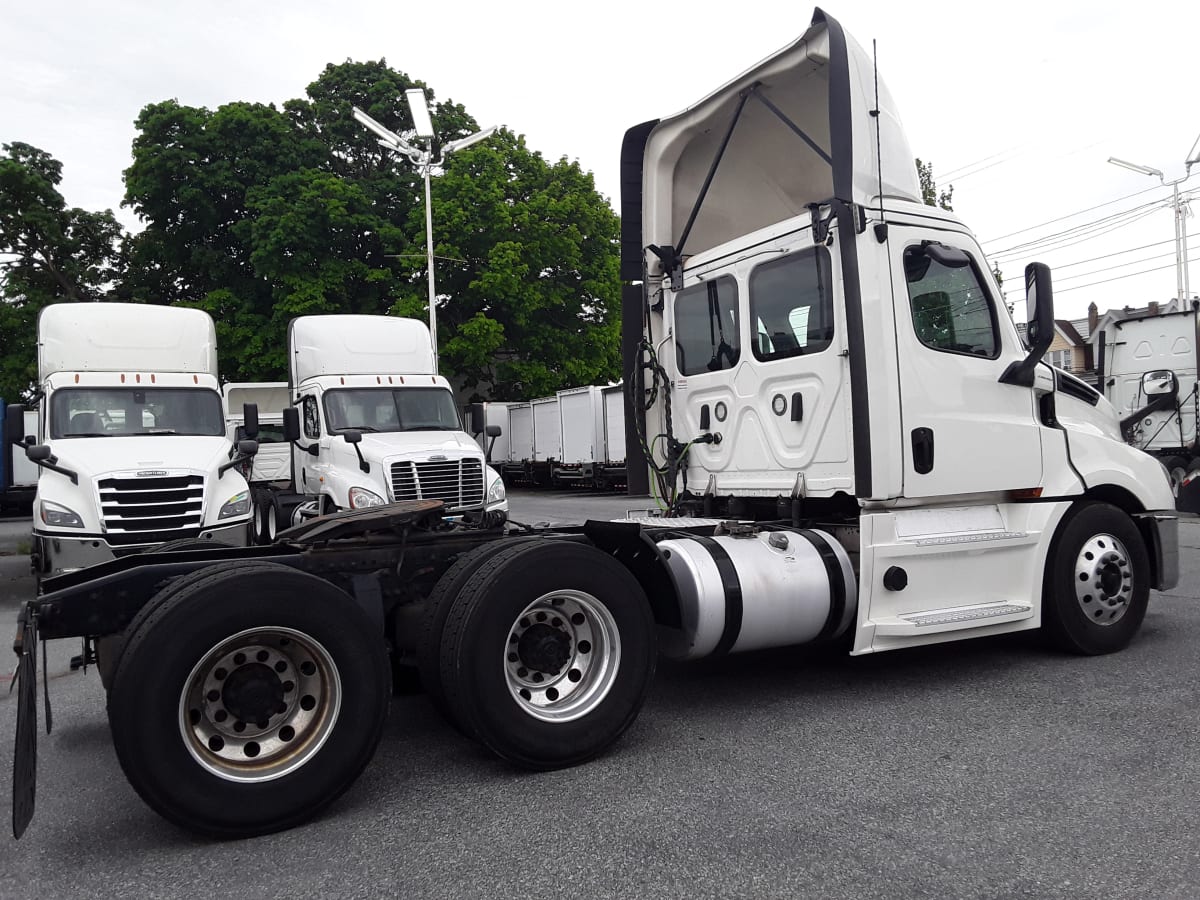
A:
[
  {"xmin": 487, "ymin": 474, "xmax": 506, "ymax": 505},
  {"xmin": 349, "ymin": 487, "xmax": 386, "ymax": 509},
  {"xmin": 218, "ymin": 491, "xmax": 251, "ymax": 520},
  {"xmin": 40, "ymin": 500, "xmax": 84, "ymax": 528}
]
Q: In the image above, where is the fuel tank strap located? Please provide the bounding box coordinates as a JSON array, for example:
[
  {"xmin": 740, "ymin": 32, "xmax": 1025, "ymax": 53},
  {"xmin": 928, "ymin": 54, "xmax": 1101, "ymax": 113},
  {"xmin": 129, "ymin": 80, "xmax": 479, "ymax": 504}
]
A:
[
  {"xmin": 795, "ymin": 529, "xmax": 848, "ymax": 642},
  {"xmin": 691, "ymin": 535, "xmax": 743, "ymax": 656}
]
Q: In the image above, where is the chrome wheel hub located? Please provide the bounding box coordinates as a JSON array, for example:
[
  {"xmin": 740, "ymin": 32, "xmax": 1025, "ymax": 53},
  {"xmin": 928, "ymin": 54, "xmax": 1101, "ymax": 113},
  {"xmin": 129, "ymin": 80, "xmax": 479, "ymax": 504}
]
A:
[
  {"xmin": 180, "ymin": 627, "xmax": 341, "ymax": 782},
  {"xmin": 503, "ymin": 589, "xmax": 621, "ymax": 723},
  {"xmin": 1074, "ymin": 533, "xmax": 1134, "ymax": 626}
]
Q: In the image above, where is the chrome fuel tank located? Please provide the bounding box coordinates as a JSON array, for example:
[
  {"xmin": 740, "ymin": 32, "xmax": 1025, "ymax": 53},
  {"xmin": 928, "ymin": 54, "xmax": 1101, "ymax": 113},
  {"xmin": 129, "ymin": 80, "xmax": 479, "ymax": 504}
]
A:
[{"xmin": 657, "ymin": 528, "xmax": 856, "ymax": 661}]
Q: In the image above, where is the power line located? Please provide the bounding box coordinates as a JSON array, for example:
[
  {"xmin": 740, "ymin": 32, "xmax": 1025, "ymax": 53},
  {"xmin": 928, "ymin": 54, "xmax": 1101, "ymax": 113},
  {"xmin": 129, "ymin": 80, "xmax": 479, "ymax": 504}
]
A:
[
  {"xmin": 1039, "ymin": 235, "xmax": 1181, "ymax": 271},
  {"xmin": 980, "ymin": 182, "xmax": 1168, "ymax": 246},
  {"xmin": 1053, "ymin": 248, "xmax": 1179, "ymax": 282},
  {"xmin": 1051, "ymin": 253, "xmax": 1200, "ymax": 294},
  {"xmin": 989, "ymin": 202, "xmax": 1167, "ymax": 260}
]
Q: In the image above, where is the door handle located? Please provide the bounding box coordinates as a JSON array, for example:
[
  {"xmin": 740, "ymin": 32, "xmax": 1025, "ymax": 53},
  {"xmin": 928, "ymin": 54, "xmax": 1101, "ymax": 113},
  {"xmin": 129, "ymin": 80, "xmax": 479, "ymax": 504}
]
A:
[{"xmin": 911, "ymin": 427, "xmax": 934, "ymax": 474}]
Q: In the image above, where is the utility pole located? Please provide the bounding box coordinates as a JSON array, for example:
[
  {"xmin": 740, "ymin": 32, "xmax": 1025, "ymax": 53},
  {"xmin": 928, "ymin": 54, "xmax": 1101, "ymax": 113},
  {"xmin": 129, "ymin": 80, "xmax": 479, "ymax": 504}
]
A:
[{"xmin": 1110, "ymin": 132, "xmax": 1200, "ymax": 302}]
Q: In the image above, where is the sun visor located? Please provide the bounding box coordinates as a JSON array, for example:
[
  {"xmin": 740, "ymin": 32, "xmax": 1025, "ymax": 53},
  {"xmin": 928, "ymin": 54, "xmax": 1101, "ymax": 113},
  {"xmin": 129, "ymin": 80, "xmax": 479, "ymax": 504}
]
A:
[{"xmin": 636, "ymin": 8, "xmax": 919, "ymax": 272}]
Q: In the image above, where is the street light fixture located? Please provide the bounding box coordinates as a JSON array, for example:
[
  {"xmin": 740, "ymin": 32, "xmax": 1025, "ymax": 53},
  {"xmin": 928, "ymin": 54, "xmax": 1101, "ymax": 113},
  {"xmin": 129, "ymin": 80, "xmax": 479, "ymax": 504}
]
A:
[
  {"xmin": 1108, "ymin": 138, "xmax": 1199, "ymax": 302},
  {"xmin": 352, "ymin": 92, "xmax": 497, "ymax": 371}
]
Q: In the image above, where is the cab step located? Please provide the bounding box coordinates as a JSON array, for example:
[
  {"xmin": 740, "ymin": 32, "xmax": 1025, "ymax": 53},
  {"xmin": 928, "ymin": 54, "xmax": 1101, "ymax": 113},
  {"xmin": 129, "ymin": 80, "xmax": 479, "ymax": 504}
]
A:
[{"xmin": 871, "ymin": 601, "xmax": 1034, "ymax": 636}]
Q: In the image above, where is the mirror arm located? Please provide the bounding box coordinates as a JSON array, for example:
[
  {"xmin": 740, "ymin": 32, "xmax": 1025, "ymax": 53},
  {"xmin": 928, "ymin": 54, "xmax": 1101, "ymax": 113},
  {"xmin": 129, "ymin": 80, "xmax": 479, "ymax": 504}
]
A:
[
  {"xmin": 219, "ymin": 454, "xmax": 254, "ymax": 478},
  {"xmin": 1120, "ymin": 393, "xmax": 1181, "ymax": 441},
  {"xmin": 353, "ymin": 443, "xmax": 370, "ymax": 474},
  {"xmin": 32, "ymin": 456, "xmax": 79, "ymax": 485}
]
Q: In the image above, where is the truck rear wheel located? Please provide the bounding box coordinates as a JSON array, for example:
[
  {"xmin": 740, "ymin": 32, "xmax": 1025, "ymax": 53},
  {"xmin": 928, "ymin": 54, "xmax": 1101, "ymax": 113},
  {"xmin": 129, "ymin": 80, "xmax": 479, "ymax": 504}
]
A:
[
  {"xmin": 107, "ymin": 562, "xmax": 389, "ymax": 838},
  {"xmin": 416, "ymin": 537, "xmax": 539, "ymax": 730},
  {"xmin": 439, "ymin": 541, "xmax": 656, "ymax": 769},
  {"xmin": 1042, "ymin": 501, "xmax": 1150, "ymax": 655},
  {"xmin": 1164, "ymin": 456, "xmax": 1189, "ymax": 498}
]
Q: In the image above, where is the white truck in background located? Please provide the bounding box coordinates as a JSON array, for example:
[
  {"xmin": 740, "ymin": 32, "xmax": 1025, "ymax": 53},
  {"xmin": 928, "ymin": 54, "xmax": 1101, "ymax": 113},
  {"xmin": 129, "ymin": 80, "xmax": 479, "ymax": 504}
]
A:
[
  {"xmin": 1094, "ymin": 302, "xmax": 1200, "ymax": 505},
  {"xmin": 5, "ymin": 303, "xmax": 256, "ymax": 576},
  {"xmin": 265, "ymin": 314, "xmax": 507, "ymax": 529},
  {"xmin": 223, "ymin": 382, "xmax": 292, "ymax": 541}
]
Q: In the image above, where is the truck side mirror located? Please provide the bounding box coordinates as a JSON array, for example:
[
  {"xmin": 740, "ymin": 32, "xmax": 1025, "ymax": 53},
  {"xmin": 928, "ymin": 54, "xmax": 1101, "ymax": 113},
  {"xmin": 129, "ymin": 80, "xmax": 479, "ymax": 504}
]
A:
[
  {"xmin": 342, "ymin": 429, "xmax": 363, "ymax": 444},
  {"xmin": 468, "ymin": 402, "xmax": 485, "ymax": 435},
  {"xmin": 5, "ymin": 404, "xmax": 26, "ymax": 446},
  {"xmin": 1142, "ymin": 370, "xmax": 1178, "ymax": 397},
  {"xmin": 242, "ymin": 403, "xmax": 259, "ymax": 440},
  {"xmin": 999, "ymin": 262, "xmax": 1055, "ymax": 388},
  {"xmin": 238, "ymin": 439, "xmax": 259, "ymax": 457},
  {"xmin": 26, "ymin": 444, "xmax": 52, "ymax": 462},
  {"xmin": 485, "ymin": 425, "xmax": 502, "ymax": 438},
  {"xmin": 282, "ymin": 407, "xmax": 301, "ymax": 442}
]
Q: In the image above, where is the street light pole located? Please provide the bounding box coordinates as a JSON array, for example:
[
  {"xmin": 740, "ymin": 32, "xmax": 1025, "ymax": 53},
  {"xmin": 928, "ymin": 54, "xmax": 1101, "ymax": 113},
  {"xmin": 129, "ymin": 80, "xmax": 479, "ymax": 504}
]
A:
[
  {"xmin": 351, "ymin": 95, "xmax": 497, "ymax": 373},
  {"xmin": 1109, "ymin": 135, "xmax": 1200, "ymax": 302}
]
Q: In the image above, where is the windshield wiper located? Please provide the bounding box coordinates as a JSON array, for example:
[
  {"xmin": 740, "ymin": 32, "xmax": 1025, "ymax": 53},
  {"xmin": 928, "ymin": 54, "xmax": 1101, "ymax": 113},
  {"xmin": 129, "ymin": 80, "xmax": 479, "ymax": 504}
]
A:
[
  {"xmin": 65, "ymin": 432, "xmax": 110, "ymax": 438},
  {"xmin": 145, "ymin": 429, "xmax": 180, "ymax": 435},
  {"xmin": 401, "ymin": 425, "xmax": 452, "ymax": 432},
  {"xmin": 333, "ymin": 425, "xmax": 380, "ymax": 433}
]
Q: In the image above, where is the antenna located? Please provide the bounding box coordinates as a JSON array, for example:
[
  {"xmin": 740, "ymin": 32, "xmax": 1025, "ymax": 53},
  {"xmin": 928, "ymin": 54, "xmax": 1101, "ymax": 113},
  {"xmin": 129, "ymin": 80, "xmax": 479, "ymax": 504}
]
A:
[{"xmin": 870, "ymin": 39, "xmax": 886, "ymax": 226}]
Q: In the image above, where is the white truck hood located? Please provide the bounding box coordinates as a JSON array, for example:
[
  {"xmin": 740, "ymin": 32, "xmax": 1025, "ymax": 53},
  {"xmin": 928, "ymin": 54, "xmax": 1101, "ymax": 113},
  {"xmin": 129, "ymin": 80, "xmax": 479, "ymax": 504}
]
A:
[
  {"xmin": 356, "ymin": 431, "xmax": 484, "ymax": 463},
  {"xmin": 35, "ymin": 435, "xmax": 250, "ymax": 533}
]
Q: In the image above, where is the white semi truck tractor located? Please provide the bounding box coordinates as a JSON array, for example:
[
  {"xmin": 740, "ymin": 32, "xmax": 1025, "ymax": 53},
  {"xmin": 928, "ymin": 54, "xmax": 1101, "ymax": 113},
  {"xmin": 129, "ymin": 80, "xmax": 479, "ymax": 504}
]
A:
[
  {"xmin": 7, "ymin": 303, "xmax": 256, "ymax": 578},
  {"xmin": 271, "ymin": 314, "xmax": 507, "ymax": 530},
  {"xmin": 7, "ymin": 10, "xmax": 1177, "ymax": 842}
]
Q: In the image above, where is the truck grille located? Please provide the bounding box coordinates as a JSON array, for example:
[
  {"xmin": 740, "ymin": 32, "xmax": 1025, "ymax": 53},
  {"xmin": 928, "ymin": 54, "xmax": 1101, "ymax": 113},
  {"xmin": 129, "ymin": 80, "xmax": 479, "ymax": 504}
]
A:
[
  {"xmin": 98, "ymin": 474, "xmax": 205, "ymax": 544},
  {"xmin": 390, "ymin": 459, "xmax": 484, "ymax": 510}
]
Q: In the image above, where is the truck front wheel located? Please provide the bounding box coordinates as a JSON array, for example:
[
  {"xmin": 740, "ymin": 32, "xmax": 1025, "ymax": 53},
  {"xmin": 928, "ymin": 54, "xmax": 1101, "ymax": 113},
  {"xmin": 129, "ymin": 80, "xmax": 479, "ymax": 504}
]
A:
[
  {"xmin": 106, "ymin": 563, "xmax": 389, "ymax": 837},
  {"xmin": 439, "ymin": 541, "xmax": 656, "ymax": 769},
  {"xmin": 1042, "ymin": 501, "xmax": 1151, "ymax": 655}
]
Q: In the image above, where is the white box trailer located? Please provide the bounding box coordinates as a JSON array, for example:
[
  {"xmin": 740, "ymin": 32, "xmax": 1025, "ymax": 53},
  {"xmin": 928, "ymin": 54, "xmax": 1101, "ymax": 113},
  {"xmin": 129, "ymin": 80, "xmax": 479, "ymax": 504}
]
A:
[
  {"xmin": 0, "ymin": 402, "xmax": 38, "ymax": 511},
  {"xmin": 501, "ymin": 402, "xmax": 534, "ymax": 482},
  {"xmin": 529, "ymin": 396, "xmax": 560, "ymax": 485},
  {"xmin": 599, "ymin": 383, "xmax": 628, "ymax": 489},
  {"xmin": 554, "ymin": 386, "xmax": 604, "ymax": 487}
]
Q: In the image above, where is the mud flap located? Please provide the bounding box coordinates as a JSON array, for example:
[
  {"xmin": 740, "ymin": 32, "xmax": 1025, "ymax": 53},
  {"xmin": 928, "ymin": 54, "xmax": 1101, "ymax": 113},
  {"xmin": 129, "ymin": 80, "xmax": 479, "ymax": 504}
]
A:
[
  {"xmin": 11, "ymin": 610, "xmax": 37, "ymax": 839},
  {"xmin": 1177, "ymin": 471, "xmax": 1200, "ymax": 514}
]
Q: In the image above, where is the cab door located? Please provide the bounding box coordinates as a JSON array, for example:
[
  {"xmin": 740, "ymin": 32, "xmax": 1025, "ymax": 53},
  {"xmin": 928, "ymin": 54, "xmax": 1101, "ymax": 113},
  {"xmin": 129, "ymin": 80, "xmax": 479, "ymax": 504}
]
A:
[
  {"xmin": 671, "ymin": 228, "xmax": 852, "ymax": 498},
  {"xmin": 889, "ymin": 232, "xmax": 1043, "ymax": 498}
]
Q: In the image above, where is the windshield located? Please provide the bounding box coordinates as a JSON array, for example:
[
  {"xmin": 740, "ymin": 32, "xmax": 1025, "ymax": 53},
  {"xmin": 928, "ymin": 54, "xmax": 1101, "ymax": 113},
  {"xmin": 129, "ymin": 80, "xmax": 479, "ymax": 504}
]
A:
[
  {"xmin": 50, "ymin": 388, "xmax": 226, "ymax": 438},
  {"xmin": 323, "ymin": 388, "xmax": 462, "ymax": 433}
]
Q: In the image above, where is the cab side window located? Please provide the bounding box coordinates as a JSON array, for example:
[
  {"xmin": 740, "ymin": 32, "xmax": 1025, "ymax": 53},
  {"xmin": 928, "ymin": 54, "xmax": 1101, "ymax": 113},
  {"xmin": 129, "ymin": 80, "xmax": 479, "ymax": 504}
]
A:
[
  {"xmin": 302, "ymin": 395, "xmax": 320, "ymax": 440},
  {"xmin": 904, "ymin": 246, "xmax": 998, "ymax": 358},
  {"xmin": 674, "ymin": 276, "xmax": 740, "ymax": 376},
  {"xmin": 750, "ymin": 247, "xmax": 834, "ymax": 361}
]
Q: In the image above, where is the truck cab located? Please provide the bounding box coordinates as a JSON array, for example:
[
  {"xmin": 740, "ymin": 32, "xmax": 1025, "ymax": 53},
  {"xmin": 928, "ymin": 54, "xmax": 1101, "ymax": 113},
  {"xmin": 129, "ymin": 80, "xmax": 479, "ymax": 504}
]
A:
[
  {"xmin": 11, "ymin": 303, "xmax": 254, "ymax": 576},
  {"xmin": 622, "ymin": 9, "xmax": 1177, "ymax": 655},
  {"xmin": 286, "ymin": 315, "xmax": 507, "ymax": 522}
]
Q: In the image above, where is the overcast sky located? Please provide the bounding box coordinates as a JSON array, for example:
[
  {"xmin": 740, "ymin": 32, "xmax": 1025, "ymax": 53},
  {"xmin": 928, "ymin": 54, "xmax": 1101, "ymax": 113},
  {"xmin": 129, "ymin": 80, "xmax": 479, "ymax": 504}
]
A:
[{"xmin": 4, "ymin": 0, "xmax": 1198, "ymax": 323}]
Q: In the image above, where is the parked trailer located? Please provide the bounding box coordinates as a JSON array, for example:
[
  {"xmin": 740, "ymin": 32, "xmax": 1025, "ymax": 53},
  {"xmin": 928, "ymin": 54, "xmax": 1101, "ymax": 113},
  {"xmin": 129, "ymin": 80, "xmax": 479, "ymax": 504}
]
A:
[
  {"xmin": 598, "ymin": 383, "xmax": 628, "ymax": 490},
  {"xmin": 499, "ymin": 402, "xmax": 533, "ymax": 484},
  {"xmin": 530, "ymin": 396, "xmax": 560, "ymax": 485},
  {"xmin": 553, "ymin": 385, "xmax": 604, "ymax": 487},
  {"xmin": 470, "ymin": 401, "xmax": 510, "ymax": 466},
  {"xmin": 0, "ymin": 400, "xmax": 38, "ymax": 512},
  {"xmin": 6, "ymin": 8, "xmax": 1180, "ymax": 842},
  {"xmin": 223, "ymin": 383, "xmax": 292, "ymax": 542}
]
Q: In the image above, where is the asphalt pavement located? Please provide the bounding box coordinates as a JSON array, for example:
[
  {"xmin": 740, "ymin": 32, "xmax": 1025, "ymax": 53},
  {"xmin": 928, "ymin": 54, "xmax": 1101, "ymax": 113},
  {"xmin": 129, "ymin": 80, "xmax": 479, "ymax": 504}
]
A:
[{"xmin": 2, "ymin": 494, "xmax": 1200, "ymax": 898}]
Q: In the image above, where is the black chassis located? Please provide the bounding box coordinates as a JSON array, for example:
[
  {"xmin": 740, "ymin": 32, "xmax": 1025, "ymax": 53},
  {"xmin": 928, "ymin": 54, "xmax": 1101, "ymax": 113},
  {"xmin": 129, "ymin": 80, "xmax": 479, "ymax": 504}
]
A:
[{"xmin": 22, "ymin": 501, "xmax": 528, "ymax": 645}]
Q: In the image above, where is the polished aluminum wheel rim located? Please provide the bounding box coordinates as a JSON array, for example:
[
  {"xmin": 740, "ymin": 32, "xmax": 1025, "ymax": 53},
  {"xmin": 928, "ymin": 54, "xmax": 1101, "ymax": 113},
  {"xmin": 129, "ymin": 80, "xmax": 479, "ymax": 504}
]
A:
[
  {"xmin": 1074, "ymin": 533, "xmax": 1134, "ymax": 626},
  {"xmin": 179, "ymin": 626, "xmax": 341, "ymax": 782},
  {"xmin": 503, "ymin": 589, "xmax": 621, "ymax": 723}
]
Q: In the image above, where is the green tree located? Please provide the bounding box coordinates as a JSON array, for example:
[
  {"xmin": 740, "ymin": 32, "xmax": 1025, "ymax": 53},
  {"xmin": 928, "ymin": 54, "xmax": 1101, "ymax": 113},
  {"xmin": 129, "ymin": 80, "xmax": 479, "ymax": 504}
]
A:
[
  {"xmin": 915, "ymin": 158, "xmax": 954, "ymax": 211},
  {"xmin": 0, "ymin": 142, "xmax": 125, "ymax": 399},
  {"xmin": 388, "ymin": 129, "xmax": 622, "ymax": 399},
  {"xmin": 123, "ymin": 61, "xmax": 622, "ymax": 396}
]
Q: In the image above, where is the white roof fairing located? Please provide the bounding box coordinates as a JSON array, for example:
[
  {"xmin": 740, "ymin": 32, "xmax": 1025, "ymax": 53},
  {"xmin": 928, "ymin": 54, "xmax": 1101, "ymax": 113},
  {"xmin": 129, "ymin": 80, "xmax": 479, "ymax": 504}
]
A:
[{"xmin": 639, "ymin": 9, "xmax": 920, "ymax": 270}]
